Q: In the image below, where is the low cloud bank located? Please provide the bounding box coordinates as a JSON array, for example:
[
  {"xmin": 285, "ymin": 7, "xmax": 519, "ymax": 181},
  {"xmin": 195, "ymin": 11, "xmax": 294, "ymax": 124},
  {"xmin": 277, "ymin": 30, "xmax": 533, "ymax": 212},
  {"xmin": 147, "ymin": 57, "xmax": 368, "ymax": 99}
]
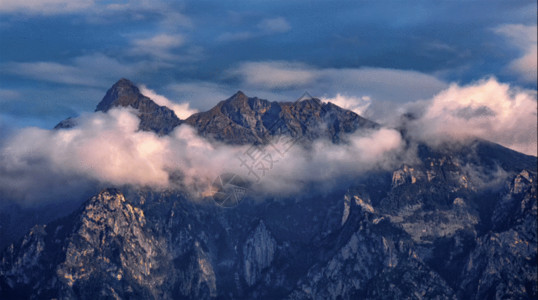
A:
[
  {"xmin": 0, "ymin": 108, "xmax": 405, "ymax": 205},
  {"xmin": 407, "ymin": 78, "xmax": 537, "ymax": 156},
  {"xmin": 0, "ymin": 76, "xmax": 535, "ymax": 206},
  {"xmin": 318, "ymin": 77, "xmax": 536, "ymax": 156}
]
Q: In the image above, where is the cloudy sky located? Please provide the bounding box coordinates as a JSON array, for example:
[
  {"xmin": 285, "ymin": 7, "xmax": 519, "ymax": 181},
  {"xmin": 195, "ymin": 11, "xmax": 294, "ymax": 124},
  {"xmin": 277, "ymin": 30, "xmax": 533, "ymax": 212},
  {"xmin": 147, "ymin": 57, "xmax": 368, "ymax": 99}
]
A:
[
  {"xmin": 0, "ymin": 1, "xmax": 537, "ymax": 205},
  {"xmin": 1, "ymin": 0, "xmax": 536, "ymax": 129}
]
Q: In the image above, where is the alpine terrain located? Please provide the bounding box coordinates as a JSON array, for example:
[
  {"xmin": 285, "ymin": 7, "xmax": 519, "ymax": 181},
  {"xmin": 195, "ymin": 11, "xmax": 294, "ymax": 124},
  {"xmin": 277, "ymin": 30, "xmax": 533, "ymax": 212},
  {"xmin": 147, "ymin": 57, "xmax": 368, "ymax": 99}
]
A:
[{"xmin": 1, "ymin": 79, "xmax": 536, "ymax": 299}]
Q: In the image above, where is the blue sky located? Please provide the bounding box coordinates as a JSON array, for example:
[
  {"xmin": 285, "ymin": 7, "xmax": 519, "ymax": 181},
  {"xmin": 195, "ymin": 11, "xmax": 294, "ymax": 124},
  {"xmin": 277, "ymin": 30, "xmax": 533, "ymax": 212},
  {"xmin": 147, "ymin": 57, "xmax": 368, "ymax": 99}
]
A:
[{"xmin": 0, "ymin": 0, "xmax": 536, "ymax": 128}]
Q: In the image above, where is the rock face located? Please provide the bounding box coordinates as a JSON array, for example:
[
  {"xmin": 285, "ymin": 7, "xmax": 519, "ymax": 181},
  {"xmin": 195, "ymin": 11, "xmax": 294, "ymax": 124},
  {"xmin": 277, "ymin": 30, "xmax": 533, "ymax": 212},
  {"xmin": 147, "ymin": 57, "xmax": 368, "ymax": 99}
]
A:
[
  {"xmin": 242, "ymin": 221, "xmax": 276, "ymax": 286},
  {"xmin": 184, "ymin": 91, "xmax": 377, "ymax": 144},
  {"xmin": 1, "ymin": 80, "xmax": 537, "ymax": 299}
]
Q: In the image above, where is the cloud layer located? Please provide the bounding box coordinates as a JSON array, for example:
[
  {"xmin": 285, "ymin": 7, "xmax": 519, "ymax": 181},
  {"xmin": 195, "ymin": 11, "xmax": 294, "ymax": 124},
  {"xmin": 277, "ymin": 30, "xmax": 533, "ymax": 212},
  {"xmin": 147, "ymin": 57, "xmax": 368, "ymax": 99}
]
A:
[
  {"xmin": 495, "ymin": 24, "xmax": 538, "ymax": 83},
  {"xmin": 229, "ymin": 61, "xmax": 448, "ymax": 104},
  {"xmin": 0, "ymin": 108, "xmax": 405, "ymax": 205},
  {"xmin": 408, "ymin": 77, "xmax": 537, "ymax": 156},
  {"xmin": 1, "ymin": 75, "xmax": 535, "ymax": 207}
]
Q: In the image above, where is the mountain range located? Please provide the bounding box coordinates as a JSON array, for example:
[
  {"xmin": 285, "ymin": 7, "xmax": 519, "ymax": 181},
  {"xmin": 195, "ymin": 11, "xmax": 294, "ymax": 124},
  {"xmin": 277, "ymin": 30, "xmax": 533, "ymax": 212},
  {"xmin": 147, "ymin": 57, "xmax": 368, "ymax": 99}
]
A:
[{"xmin": 1, "ymin": 79, "xmax": 536, "ymax": 299}]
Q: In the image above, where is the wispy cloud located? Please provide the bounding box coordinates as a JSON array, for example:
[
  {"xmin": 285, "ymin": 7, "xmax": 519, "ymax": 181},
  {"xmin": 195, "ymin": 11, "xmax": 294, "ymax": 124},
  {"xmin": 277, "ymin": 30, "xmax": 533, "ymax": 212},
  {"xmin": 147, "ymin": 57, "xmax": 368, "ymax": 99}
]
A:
[
  {"xmin": 495, "ymin": 24, "xmax": 537, "ymax": 83},
  {"xmin": 0, "ymin": 0, "xmax": 93, "ymax": 15},
  {"xmin": 257, "ymin": 17, "xmax": 291, "ymax": 34},
  {"xmin": 2, "ymin": 54, "xmax": 144, "ymax": 87},
  {"xmin": 218, "ymin": 16, "xmax": 291, "ymax": 42},
  {"xmin": 229, "ymin": 61, "xmax": 318, "ymax": 88},
  {"xmin": 129, "ymin": 34, "xmax": 185, "ymax": 61},
  {"xmin": 139, "ymin": 84, "xmax": 198, "ymax": 119},
  {"xmin": 0, "ymin": 88, "xmax": 19, "ymax": 100}
]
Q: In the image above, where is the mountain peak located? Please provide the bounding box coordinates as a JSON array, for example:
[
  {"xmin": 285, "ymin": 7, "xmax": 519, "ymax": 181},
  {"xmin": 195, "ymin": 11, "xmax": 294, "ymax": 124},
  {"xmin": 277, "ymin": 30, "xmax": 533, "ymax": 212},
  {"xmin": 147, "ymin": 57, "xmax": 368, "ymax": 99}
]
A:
[
  {"xmin": 93, "ymin": 79, "xmax": 181, "ymax": 135},
  {"xmin": 296, "ymin": 91, "xmax": 314, "ymax": 102},
  {"xmin": 95, "ymin": 78, "xmax": 141, "ymax": 112},
  {"xmin": 228, "ymin": 90, "xmax": 248, "ymax": 102}
]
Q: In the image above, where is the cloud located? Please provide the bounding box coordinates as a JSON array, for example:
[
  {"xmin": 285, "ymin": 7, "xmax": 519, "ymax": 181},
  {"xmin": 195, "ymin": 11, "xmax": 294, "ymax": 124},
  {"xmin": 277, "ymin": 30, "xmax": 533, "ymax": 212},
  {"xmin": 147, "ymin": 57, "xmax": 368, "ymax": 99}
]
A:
[
  {"xmin": 0, "ymin": 0, "xmax": 93, "ymax": 14},
  {"xmin": 253, "ymin": 128, "xmax": 405, "ymax": 195},
  {"xmin": 495, "ymin": 24, "xmax": 537, "ymax": 83},
  {"xmin": 130, "ymin": 34, "xmax": 185, "ymax": 61},
  {"xmin": 0, "ymin": 89, "xmax": 19, "ymax": 100},
  {"xmin": 139, "ymin": 85, "xmax": 198, "ymax": 119},
  {"xmin": 217, "ymin": 16, "xmax": 291, "ymax": 42},
  {"xmin": 321, "ymin": 94, "xmax": 371, "ymax": 116},
  {"xmin": 2, "ymin": 76, "xmax": 533, "ymax": 207},
  {"xmin": 408, "ymin": 77, "xmax": 537, "ymax": 156},
  {"xmin": 217, "ymin": 32, "xmax": 255, "ymax": 42},
  {"xmin": 229, "ymin": 61, "xmax": 319, "ymax": 89},
  {"xmin": 228, "ymin": 61, "xmax": 448, "ymax": 122},
  {"xmin": 229, "ymin": 61, "xmax": 447, "ymax": 98},
  {"xmin": 2, "ymin": 54, "xmax": 144, "ymax": 87},
  {"xmin": 0, "ymin": 0, "xmax": 193, "ymax": 26},
  {"xmin": 0, "ymin": 107, "xmax": 406, "ymax": 205},
  {"xmin": 257, "ymin": 17, "xmax": 291, "ymax": 34}
]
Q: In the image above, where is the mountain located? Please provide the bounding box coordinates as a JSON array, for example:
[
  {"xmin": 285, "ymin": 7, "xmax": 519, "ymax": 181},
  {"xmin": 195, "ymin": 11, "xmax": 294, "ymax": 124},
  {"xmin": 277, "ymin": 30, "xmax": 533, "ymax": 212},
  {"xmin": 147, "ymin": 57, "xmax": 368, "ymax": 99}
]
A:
[
  {"xmin": 1, "ymin": 79, "xmax": 536, "ymax": 299},
  {"xmin": 184, "ymin": 91, "xmax": 377, "ymax": 144},
  {"xmin": 56, "ymin": 78, "xmax": 182, "ymax": 135}
]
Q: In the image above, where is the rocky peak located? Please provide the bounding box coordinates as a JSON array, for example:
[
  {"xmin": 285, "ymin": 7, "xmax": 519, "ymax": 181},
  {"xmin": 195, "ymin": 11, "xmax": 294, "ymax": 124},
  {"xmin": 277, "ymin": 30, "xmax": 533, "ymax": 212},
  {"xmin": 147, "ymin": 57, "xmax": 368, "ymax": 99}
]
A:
[
  {"xmin": 55, "ymin": 79, "xmax": 182, "ymax": 135},
  {"xmin": 95, "ymin": 79, "xmax": 181, "ymax": 135},
  {"xmin": 185, "ymin": 91, "xmax": 377, "ymax": 144},
  {"xmin": 95, "ymin": 78, "xmax": 141, "ymax": 112},
  {"xmin": 228, "ymin": 91, "xmax": 248, "ymax": 102}
]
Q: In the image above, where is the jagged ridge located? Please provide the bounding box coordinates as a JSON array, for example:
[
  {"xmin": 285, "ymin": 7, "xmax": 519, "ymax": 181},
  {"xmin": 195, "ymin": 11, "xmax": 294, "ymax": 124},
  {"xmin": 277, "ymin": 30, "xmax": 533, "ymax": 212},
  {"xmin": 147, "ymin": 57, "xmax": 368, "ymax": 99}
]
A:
[{"xmin": 184, "ymin": 91, "xmax": 377, "ymax": 144}]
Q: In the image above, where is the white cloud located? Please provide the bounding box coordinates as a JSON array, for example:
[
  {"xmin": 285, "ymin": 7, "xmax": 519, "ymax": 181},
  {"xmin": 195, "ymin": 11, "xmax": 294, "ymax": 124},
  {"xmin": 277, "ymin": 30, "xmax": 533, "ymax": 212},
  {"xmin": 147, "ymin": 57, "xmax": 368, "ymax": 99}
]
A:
[
  {"xmin": 3, "ymin": 53, "xmax": 144, "ymax": 87},
  {"xmin": 5, "ymin": 76, "xmax": 532, "ymax": 206},
  {"xmin": 0, "ymin": 107, "xmax": 406, "ymax": 204},
  {"xmin": 0, "ymin": 0, "xmax": 93, "ymax": 14},
  {"xmin": 0, "ymin": 0, "xmax": 193, "ymax": 26},
  {"xmin": 409, "ymin": 77, "xmax": 537, "ymax": 156},
  {"xmin": 256, "ymin": 128, "xmax": 404, "ymax": 195},
  {"xmin": 230, "ymin": 61, "xmax": 319, "ymax": 89},
  {"xmin": 321, "ymin": 94, "xmax": 371, "ymax": 116},
  {"xmin": 495, "ymin": 24, "xmax": 537, "ymax": 83},
  {"xmin": 139, "ymin": 85, "xmax": 198, "ymax": 119},
  {"xmin": 229, "ymin": 61, "xmax": 447, "ymax": 99},
  {"xmin": 258, "ymin": 17, "xmax": 291, "ymax": 33},
  {"xmin": 130, "ymin": 34, "xmax": 185, "ymax": 61}
]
